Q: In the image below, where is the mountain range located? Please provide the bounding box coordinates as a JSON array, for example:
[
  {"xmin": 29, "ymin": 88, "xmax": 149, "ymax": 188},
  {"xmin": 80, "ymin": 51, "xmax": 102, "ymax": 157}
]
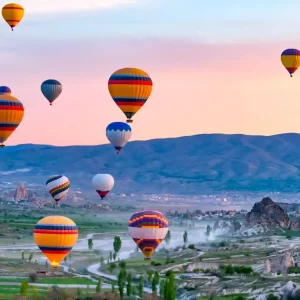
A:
[{"xmin": 1, "ymin": 133, "xmax": 300, "ymax": 194}]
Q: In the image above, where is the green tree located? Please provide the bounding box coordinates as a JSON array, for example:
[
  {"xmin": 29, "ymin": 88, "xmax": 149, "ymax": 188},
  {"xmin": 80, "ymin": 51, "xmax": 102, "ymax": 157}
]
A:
[
  {"xmin": 109, "ymin": 263, "xmax": 117, "ymax": 273},
  {"xmin": 183, "ymin": 231, "xmax": 188, "ymax": 244},
  {"xmin": 100, "ymin": 256, "xmax": 105, "ymax": 265},
  {"xmin": 96, "ymin": 278, "xmax": 102, "ymax": 293},
  {"xmin": 126, "ymin": 273, "xmax": 132, "ymax": 297},
  {"xmin": 119, "ymin": 260, "xmax": 126, "ymax": 269},
  {"xmin": 164, "ymin": 271, "xmax": 176, "ymax": 300},
  {"xmin": 165, "ymin": 230, "xmax": 171, "ymax": 245},
  {"xmin": 21, "ymin": 250, "xmax": 25, "ymax": 261},
  {"xmin": 118, "ymin": 268, "xmax": 126, "ymax": 299},
  {"xmin": 138, "ymin": 275, "xmax": 144, "ymax": 299},
  {"xmin": 159, "ymin": 279, "xmax": 165, "ymax": 297},
  {"xmin": 136, "ymin": 245, "xmax": 139, "ymax": 252},
  {"xmin": 77, "ymin": 287, "xmax": 82, "ymax": 297},
  {"xmin": 28, "ymin": 253, "xmax": 34, "ymax": 263},
  {"xmin": 132, "ymin": 284, "xmax": 137, "ymax": 296},
  {"xmin": 206, "ymin": 225, "xmax": 211, "ymax": 239},
  {"xmin": 64, "ymin": 256, "xmax": 67, "ymax": 264},
  {"xmin": 113, "ymin": 235, "xmax": 122, "ymax": 254},
  {"xmin": 113, "ymin": 252, "xmax": 117, "ymax": 261},
  {"xmin": 152, "ymin": 271, "xmax": 160, "ymax": 294},
  {"xmin": 267, "ymin": 294, "xmax": 279, "ymax": 300},
  {"xmin": 69, "ymin": 251, "xmax": 72, "ymax": 260},
  {"xmin": 110, "ymin": 251, "xmax": 113, "ymax": 261},
  {"xmin": 111, "ymin": 282, "xmax": 115, "ymax": 293},
  {"xmin": 147, "ymin": 271, "xmax": 153, "ymax": 283},
  {"xmin": 32, "ymin": 286, "xmax": 38, "ymax": 300},
  {"xmin": 88, "ymin": 238, "xmax": 93, "ymax": 250},
  {"xmin": 20, "ymin": 281, "xmax": 29, "ymax": 296}
]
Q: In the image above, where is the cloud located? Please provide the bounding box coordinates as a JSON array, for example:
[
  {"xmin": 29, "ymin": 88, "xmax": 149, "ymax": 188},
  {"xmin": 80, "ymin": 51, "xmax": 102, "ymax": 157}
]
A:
[{"xmin": 23, "ymin": 0, "xmax": 139, "ymax": 14}]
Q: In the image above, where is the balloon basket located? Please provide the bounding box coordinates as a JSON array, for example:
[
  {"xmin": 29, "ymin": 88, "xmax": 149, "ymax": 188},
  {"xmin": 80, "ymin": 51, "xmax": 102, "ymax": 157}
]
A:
[
  {"xmin": 126, "ymin": 120, "xmax": 133, "ymax": 123},
  {"xmin": 0, "ymin": 144, "xmax": 5, "ymax": 148},
  {"xmin": 144, "ymin": 258, "xmax": 151, "ymax": 261}
]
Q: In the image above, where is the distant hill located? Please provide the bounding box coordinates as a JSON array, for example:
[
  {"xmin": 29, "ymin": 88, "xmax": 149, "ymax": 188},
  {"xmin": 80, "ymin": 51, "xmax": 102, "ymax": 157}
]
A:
[{"xmin": 1, "ymin": 133, "xmax": 300, "ymax": 194}]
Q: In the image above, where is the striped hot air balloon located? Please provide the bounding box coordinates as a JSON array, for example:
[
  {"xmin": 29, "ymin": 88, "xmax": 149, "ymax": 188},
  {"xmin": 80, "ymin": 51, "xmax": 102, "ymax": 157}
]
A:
[
  {"xmin": 46, "ymin": 175, "xmax": 70, "ymax": 205},
  {"xmin": 0, "ymin": 86, "xmax": 24, "ymax": 148},
  {"xmin": 92, "ymin": 174, "xmax": 114, "ymax": 200},
  {"xmin": 41, "ymin": 79, "xmax": 63, "ymax": 105},
  {"xmin": 281, "ymin": 49, "xmax": 300, "ymax": 77},
  {"xmin": 128, "ymin": 210, "xmax": 168, "ymax": 260},
  {"xmin": 106, "ymin": 122, "xmax": 132, "ymax": 154},
  {"xmin": 2, "ymin": 3, "xmax": 24, "ymax": 31},
  {"xmin": 108, "ymin": 68, "xmax": 153, "ymax": 123},
  {"xmin": 34, "ymin": 216, "xmax": 78, "ymax": 269}
]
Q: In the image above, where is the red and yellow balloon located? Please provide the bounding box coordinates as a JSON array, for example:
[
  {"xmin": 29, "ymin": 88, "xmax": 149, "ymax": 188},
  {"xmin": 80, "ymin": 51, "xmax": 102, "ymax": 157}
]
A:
[
  {"xmin": 281, "ymin": 49, "xmax": 300, "ymax": 77},
  {"xmin": 0, "ymin": 86, "xmax": 24, "ymax": 148},
  {"xmin": 34, "ymin": 216, "xmax": 78, "ymax": 269},
  {"xmin": 2, "ymin": 3, "xmax": 24, "ymax": 31},
  {"xmin": 108, "ymin": 68, "xmax": 153, "ymax": 123}
]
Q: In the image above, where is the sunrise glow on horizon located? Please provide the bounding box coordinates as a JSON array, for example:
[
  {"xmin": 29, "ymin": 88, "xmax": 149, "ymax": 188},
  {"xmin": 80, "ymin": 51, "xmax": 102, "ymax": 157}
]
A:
[{"xmin": 1, "ymin": 0, "xmax": 300, "ymax": 146}]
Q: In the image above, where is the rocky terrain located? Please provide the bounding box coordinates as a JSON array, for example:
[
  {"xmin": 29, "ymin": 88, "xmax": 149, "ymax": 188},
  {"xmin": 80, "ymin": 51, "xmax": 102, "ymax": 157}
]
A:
[
  {"xmin": 214, "ymin": 197, "xmax": 296, "ymax": 237},
  {"xmin": 2, "ymin": 133, "xmax": 300, "ymax": 193},
  {"xmin": 0, "ymin": 183, "xmax": 87, "ymax": 207}
]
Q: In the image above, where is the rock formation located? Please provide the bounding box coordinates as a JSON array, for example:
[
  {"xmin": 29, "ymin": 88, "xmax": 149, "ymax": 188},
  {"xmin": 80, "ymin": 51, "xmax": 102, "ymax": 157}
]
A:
[
  {"xmin": 245, "ymin": 197, "xmax": 290, "ymax": 229},
  {"xmin": 213, "ymin": 197, "xmax": 291, "ymax": 237},
  {"xmin": 13, "ymin": 183, "xmax": 28, "ymax": 201},
  {"xmin": 280, "ymin": 250, "xmax": 295, "ymax": 271},
  {"xmin": 213, "ymin": 219, "xmax": 242, "ymax": 236},
  {"xmin": 265, "ymin": 259, "xmax": 271, "ymax": 273}
]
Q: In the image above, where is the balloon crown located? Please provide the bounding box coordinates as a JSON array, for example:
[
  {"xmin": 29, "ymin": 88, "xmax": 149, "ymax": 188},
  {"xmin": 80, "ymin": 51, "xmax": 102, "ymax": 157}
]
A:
[{"xmin": 0, "ymin": 86, "xmax": 11, "ymax": 94}]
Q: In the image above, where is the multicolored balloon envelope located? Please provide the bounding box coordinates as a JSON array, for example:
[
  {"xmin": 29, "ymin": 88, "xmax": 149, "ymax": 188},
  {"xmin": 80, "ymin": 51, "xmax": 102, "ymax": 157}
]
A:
[
  {"xmin": 34, "ymin": 216, "xmax": 78, "ymax": 269},
  {"xmin": 106, "ymin": 122, "xmax": 132, "ymax": 154},
  {"xmin": 41, "ymin": 79, "xmax": 63, "ymax": 105},
  {"xmin": 46, "ymin": 175, "xmax": 70, "ymax": 204},
  {"xmin": 92, "ymin": 174, "xmax": 114, "ymax": 200},
  {"xmin": 2, "ymin": 3, "xmax": 24, "ymax": 31},
  {"xmin": 128, "ymin": 210, "xmax": 168, "ymax": 260},
  {"xmin": 108, "ymin": 67, "xmax": 153, "ymax": 123},
  {"xmin": 281, "ymin": 49, "xmax": 300, "ymax": 77},
  {"xmin": 0, "ymin": 86, "xmax": 24, "ymax": 148}
]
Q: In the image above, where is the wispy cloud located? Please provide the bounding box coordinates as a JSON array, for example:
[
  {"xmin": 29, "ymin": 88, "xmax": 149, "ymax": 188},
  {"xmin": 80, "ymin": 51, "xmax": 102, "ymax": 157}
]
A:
[{"xmin": 23, "ymin": 0, "xmax": 140, "ymax": 14}]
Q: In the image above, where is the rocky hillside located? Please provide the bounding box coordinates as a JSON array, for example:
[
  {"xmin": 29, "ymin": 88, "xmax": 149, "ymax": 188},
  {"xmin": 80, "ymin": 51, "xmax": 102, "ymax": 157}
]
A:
[
  {"xmin": 245, "ymin": 197, "xmax": 290, "ymax": 229},
  {"xmin": 13, "ymin": 183, "xmax": 28, "ymax": 201},
  {"xmin": 214, "ymin": 197, "xmax": 292, "ymax": 237}
]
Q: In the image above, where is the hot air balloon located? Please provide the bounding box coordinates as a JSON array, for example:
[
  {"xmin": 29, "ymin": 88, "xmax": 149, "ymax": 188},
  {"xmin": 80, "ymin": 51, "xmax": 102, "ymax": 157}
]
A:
[
  {"xmin": 281, "ymin": 49, "xmax": 300, "ymax": 77},
  {"xmin": 106, "ymin": 122, "xmax": 132, "ymax": 154},
  {"xmin": 41, "ymin": 79, "xmax": 62, "ymax": 105},
  {"xmin": 92, "ymin": 174, "xmax": 114, "ymax": 200},
  {"xmin": 34, "ymin": 216, "xmax": 78, "ymax": 269},
  {"xmin": 2, "ymin": 3, "xmax": 24, "ymax": 31},
  {"xmin": 128, "ymin": 210, "xmax": 168, "ymax": 260},
  {"xmin": 0, "ymin": 86, "xmax": 24, "ymax": 148},
  {"xmin": 108, "ymin": 68, "xmax": 153, "ymax": 123},
  {"xmin": 46, "ymin": 175, "xmax": 70, "ymax": 205}
]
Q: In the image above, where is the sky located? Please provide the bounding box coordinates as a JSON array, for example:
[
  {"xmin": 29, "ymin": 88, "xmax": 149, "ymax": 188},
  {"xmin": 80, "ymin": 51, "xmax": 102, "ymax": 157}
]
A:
[{"xmin": 2, "ymin": 0, "xmax": 300, "ymax": 145}]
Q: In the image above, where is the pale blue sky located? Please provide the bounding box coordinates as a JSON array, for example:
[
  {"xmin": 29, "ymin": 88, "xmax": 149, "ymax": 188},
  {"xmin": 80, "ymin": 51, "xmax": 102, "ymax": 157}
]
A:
[{"xmin": 2, "ymin": 0, "xmax": 300, "ymax": 43}]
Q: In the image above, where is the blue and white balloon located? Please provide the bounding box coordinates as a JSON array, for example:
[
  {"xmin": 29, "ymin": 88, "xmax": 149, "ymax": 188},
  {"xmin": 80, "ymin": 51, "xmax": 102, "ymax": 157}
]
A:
[
  {"xmin": 41, "ymin": 79, "xmax": 62, "ymax": 106},
  {"xmin": 106, "ymin": 122, "xmax": 132, "ymax": 154}
]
